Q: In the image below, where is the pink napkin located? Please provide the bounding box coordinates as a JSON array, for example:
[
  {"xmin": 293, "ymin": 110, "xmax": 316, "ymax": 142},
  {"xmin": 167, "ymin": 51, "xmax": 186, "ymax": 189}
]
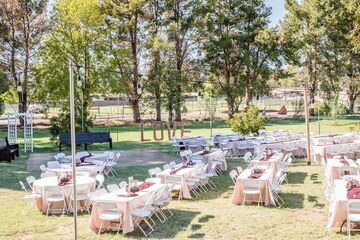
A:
[
  {"xmin": 80, "ymin": 153, "xmax": 92, "ymax": 163},
  {"xmin": 248, "ymin": 170, "xmax": 265, "ymax": 179},
  {"xmin": 348, "ymin": 188, "xmax": 360, "ymax": 199}
]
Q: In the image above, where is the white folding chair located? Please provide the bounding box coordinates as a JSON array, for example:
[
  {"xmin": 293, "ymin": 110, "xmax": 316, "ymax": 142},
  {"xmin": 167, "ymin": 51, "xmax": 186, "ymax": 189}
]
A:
[
  {"xmin": 244, "ymin": 152, "xmax": 253, "ymax": 167},
  {"xmin": 169, "ymin": 161, "xmax": 177, "ymax": 167},
  {"xmin": 131, "ymin": 191, "xmax": 158, "ymax": 237},
  {"xmin": 347, "ymin": 200, "xmax": 360, "ymax": 237},
  {"xmin": 107, "ymin": 184, "xmax": 120, "ymax": 192},
  {"xmin": 40, "ymin": 164, "xmax": 47, "ymax": 173},
  {"xmin": 69, "ymin": 184, "xmax": 91, "ymax": 213},
  {"xmin": 241, "ymin": 179, "xmax": 262, "ymax": 206},
  {"xmin": 163, "ymin": 164, "xmax": 170, "ymax": 170},
  {"xmin": 19, "ymin": 181, "xmax": 41, "ymax": 212},
  {"xmin": 229, "ymin": 170, "xmax": 238, "ymax": 185},
  {"xmin": 44, "ymin": 185, "xmax": 66, "ymax": 217},
  {"xmin": 119, "ymin": 181, "xmax": 127, "ymax": 189},
  {"xmin": 95, "ymin": 201, "xmax": 123, "ymax": 236},
  {"xmin": 236, "ymin": 167, "xmax": 243, "ymax": 175},
  {"xmin": 164, "ymin": 175, "xmax": 183, "ymax": 200},
  {"xmin": 26, "ymin": 176, "xmax": 36, "ymax": 190},
  {"xmin": 95, "ymin": 174, "xmax": 105, "ymax": 190},
  {"xmin": 47, "ymin": 161, "xmax": 61, "ymax": 168}
]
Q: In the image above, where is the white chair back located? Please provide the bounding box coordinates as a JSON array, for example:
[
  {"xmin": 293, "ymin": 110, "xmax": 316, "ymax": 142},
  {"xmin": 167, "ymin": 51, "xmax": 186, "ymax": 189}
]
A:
[
  {"xmin": 163, "ymin": 164, "xmax": 170, "ymax": 170},
  {"xmin": 40, "ymin": 164, "xmax": 47, "ymax": 172},
  {"xmin": 95, "ymin": 174, "xmax": 105, "ymax": 190},
  {"xmin": 119, "ymin": 181, "xmax": 127, "ymax": 189},
  {"xmin": 47, "ymin": 161, "xmax": 61, "ymax": 168},
  {"xmin": 26, "ymin": 176, "xmax": 36, "ymax": 190}
]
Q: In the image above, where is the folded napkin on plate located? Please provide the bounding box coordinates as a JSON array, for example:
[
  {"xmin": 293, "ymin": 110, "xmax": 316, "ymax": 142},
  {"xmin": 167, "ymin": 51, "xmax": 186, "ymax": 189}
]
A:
[
  {"xmin": 348, "ymin": 187, "xmax": 360, "ymax": 199},
  {"xmin": 139, "ymin": 182, "xmax": 155, "ymax": 190},
  {"xmin": 80, "ymin": 153, "xmax": 93, "ymax": 163},
  {"xmin": 58, "ymin": 180, "xmax": 72, "ymax": 186}
]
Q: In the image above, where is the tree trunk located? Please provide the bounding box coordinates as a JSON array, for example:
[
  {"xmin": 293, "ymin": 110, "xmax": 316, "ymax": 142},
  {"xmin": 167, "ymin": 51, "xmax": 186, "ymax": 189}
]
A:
[
  {"xmin": 226, "ymin": 96, "xmax": 235, "ymax": 118},
  {"xmin": 348, "ymin": 89, "xmax": 356, "ymax": 113},
  {"xmin": 245, "ymin": 89, "xmax": 253, "ymax": 106},
  {"xmin": 155, "ymin": 92, "xmax": 161, "ymax": 121},
  {"xmin": 130, "ymin": 98, "xmax": 141, "ymax": 123},
  {"xmin": 175, "ymin": 84, "xmax": 182, "ymax": 122}
]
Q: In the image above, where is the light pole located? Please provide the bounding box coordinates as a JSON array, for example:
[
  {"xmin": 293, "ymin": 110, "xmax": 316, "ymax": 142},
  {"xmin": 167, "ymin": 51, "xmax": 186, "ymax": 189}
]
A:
[{"xmin": 69, "ymin": 61, "xmax": 78, "ymax": 240}]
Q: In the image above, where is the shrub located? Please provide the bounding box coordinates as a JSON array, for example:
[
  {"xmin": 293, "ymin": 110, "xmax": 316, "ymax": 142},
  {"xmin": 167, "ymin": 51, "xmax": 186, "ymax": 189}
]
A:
[
  {"xmin": 50, "ymin": 107, "xmax": 94, "ymax": 141},
  {"xmin": 314, "ymin": 102, "xmax": 350, "ymax": 117},
  {"xmin": 291, "ymin": 98, "xmax": 304, "ymax": 119},
  {"xmin": 227, "ymin": 104, "xmax": 267, "ymax": 136}
]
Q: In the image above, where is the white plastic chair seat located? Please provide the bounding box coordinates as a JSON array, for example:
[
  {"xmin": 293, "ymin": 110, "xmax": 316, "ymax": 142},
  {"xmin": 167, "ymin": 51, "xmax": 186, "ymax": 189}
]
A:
[
  {"xmin": 47, "ymin": 195, "xmax": 65, "ymax": 202},
  {"xmin": 243, "ymin": 188, "xmax": 260, "ymax": 194},
  {"xmin": 70, "ymin": 194, "xmax": 88, "ymax": 201},
  {"xmin": 131, "ymin": 208, "xmax": 152, "ymax": 218},
  {"xmin": 348, "ymin": 214, "xmax": 360, "ymax": 222},
  {"xmin": 99, "ymin": 210, "xmax": 122, "ymax": 221},
  {"xmin": 172, "ymin": 184, "xmax": 181, "ymax": 191},
  {"xmin": 24, "ymin": 193, "xmax": 41, "ymax": 200}
]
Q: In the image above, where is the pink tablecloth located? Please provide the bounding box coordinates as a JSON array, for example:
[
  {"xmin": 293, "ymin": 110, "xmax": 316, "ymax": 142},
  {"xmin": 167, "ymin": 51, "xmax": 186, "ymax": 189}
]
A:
[
  {"xmin": 33, "ymin": 176, "xmax": 96, "ymax": 213},
  {"xmin": 232, "ymin": 168, "xmax": 275, "ymax": 206},
  {"xmin": 89, "ymin": 183, "xmax": 166, "ymax": 234},
  {"xmin": 328, "ymin": 179, "xmax": 349, "ymax": 228},
  {"xmin": 156, "ymin": 163, "xmax": 203, "ymax": 199}
]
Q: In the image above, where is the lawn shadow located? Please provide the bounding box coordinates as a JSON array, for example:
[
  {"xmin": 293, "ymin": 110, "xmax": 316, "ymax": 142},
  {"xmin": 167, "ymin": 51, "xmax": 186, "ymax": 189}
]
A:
[
  {"xmin": 307, "ymin": 195, "xmax": 325, "ymax": 208},
  {"xmin": 279, "ymin": 193, "xmax": 305, "ymax": 209},
  {"xmin": 287, "ymin": 172, "xmax": 307, "ymax": 184}
]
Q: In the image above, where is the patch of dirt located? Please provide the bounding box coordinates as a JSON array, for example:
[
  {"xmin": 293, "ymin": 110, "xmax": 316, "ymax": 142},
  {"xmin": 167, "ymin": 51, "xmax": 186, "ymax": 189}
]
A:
[
  {"xmin": 14, "ymin": 232, "xmax": 34, "ymax": 240},
  {"xmin": 293, "ymin": 208, "xmax": 327, "ymax": 225}
]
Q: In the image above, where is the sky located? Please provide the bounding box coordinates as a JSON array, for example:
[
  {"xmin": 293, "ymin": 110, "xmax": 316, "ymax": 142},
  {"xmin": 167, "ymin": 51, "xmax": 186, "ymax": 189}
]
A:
[{"xmin": 265, "ymin": 0, "xmax": 286, "ymax": 26}]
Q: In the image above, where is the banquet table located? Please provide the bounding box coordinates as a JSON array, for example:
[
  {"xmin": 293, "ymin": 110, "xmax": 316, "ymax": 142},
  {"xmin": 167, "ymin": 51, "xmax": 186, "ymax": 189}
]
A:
[
  {"xmin": 156, "ymin": 163, "xmax": 204, "ymax": 199},
  {"xmin": 33, "ymin": 176, "xmax": 96, "ymax": 213},
  {"xmin": 47, "ymin": 163, "xmax": 100, "ymax": 177},
  {"xmin": 232, "ymin": 168, "xmax": 275, "ymax": 206},
  {"xmin": 251, "ymin": 152, "xmax": 284, "ymax": 176},
  {"xmin": 312, "ymin": 142, "xmax": 360, "ymax": 163},
  {"xmin": 89, "ymin": 182, "xmax": 166, "ymax": 234},
  {"xmin": 327, "ymin": 179, "xmax": 356, "ymax": 228},
  {"xmin": 326, "ymin": 158, "xmax": 358, "ymax": 183},
  {"xmin": 189, "ymin": 149, "xmax": 227, "ymax": 171}
]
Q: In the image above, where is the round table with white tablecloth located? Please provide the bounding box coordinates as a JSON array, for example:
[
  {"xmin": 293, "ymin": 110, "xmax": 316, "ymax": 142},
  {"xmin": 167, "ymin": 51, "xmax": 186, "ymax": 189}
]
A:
[
  {"xmin": 33, "ymin": 176, "xmax": 96, "ymax": 213},
  {"xmin": 47, "ymin": 163, "xmax": 100, "ymax": 177}
]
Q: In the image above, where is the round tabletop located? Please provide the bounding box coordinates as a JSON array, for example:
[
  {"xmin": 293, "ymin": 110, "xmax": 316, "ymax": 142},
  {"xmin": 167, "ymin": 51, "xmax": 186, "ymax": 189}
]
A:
[{"xmin": 33, "ymin": 176, "xmax": 96, "ymax": 188}]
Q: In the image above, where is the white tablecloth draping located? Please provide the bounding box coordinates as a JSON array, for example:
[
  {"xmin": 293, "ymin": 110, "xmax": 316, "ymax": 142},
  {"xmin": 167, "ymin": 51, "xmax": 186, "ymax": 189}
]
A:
[
  {"xmin": 156, "ymin": 163, "xmax": 204, "ymax": 199},
  {"xmin": 326, "ymin": 158, "xmax": 358, "ymax": 184},
  {"xmin": 47, "ymin": 163, "xmax": 100, "ymax": 177},
  {"xmin": 89, "ymin": 183, "xmax": 166, "ymax": 234},
  {"xmin": 189, "ymin": 149, "xmax": 227, "ymax": 171},
  {"xmin": 231, "ymin": 168, "xmax": 275, "ymax": 206},
  {"xmin": 328, "ymin": 179, "xmax": 350, "ymax": 228},
  {"xmin": 33, "ymin": 176, "xmax": 96, "ymax": 213}
]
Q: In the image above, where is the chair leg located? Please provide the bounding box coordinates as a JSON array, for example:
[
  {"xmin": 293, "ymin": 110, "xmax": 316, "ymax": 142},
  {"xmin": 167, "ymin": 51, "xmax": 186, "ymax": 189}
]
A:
[{"xmin": 98, "ymin": 222, "xmax": 103, "ymax": 236}]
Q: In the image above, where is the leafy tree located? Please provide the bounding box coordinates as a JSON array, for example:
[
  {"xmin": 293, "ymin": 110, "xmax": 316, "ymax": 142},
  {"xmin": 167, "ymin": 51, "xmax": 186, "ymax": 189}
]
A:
[
  {"xmin": 33, "ymin": 0, "xmax": 105, "ymax": 132},
  {"xmin": 0, "ymin": 0, "xmax": 47, "ymax": 114},
  {"xmin": 281, "ymin": 0, "xmax": 324, "ymax": 114},
  {"xmin": 227, "ymin": 104, "xmax": 266, "ymax": 136},
  {"xmin": 203, "ymin": 0, "xmax": 280, "ymax": 117}
]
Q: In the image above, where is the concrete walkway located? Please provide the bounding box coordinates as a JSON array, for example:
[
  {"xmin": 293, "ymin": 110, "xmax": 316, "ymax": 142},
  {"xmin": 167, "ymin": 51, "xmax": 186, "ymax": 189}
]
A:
[{"xmin": 27, "ymin": 150, "xmax": 179, "ymax": 171}]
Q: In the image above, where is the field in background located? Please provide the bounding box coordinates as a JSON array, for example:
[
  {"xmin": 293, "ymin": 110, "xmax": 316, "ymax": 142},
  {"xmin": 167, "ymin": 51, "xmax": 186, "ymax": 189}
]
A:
[{"xmin": 0, "ymin": 116, "xmax": 358, "ymax": 154}]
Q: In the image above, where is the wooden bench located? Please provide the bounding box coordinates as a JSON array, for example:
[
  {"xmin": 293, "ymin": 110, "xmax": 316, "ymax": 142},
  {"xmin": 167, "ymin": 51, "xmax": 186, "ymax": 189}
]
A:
[
  {"xmin": 6, "ymin": 137, "xmax": 19, "ymax": 158},
  {"xmin": 59, "ymin": 132, "xmax": 113, "ymax": 151},
  {"xmin": 0, "ymin": 137, "xmax": 19, "ymax": 162}
]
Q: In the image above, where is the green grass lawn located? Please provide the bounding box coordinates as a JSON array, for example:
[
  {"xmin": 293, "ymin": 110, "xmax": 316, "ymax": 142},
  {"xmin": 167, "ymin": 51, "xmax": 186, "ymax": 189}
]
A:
[
  {"xmin": 0, "ymin": 116, "xmax": 359, "ymax": 239},
  {"xmin": 0, "ymin": 155, "xmax": 352, "ymax": 240}
]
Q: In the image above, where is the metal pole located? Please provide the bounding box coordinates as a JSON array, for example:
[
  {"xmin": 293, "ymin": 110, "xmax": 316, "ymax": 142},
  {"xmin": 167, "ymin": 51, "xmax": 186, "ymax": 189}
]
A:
[
  {"xmin": 209, "ymin": 92, "xmax": 212, "ymax": 137},
  {"xmin": 317, "ymin": 92, "xmax": 320, "ymax": 136},
  {"xmin": 69, "ymin": 60, "xmax": 78, "ymax": 240},
  {"xmin": 304, "ymin": 89, "xmax": 312, "ymax": 165},
  {"xmin": 81, "ymin": 93, "xmax": 84, "ymax": 133}
]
